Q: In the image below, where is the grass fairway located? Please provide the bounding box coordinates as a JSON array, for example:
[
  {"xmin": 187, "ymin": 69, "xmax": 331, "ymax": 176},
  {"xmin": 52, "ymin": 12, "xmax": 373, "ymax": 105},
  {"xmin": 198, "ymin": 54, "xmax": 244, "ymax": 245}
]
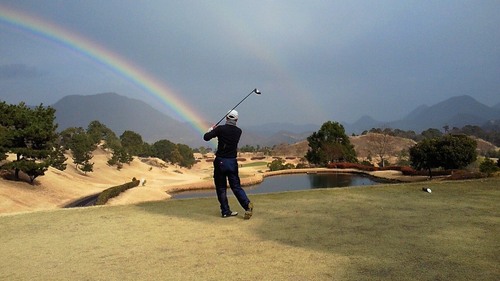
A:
[
  {"xmin": 1, "ymin": 178, "xmax": 499, "ymax": 280},
  {"xmin": 241, "ymin": 161, "xmax": 267, "ymax": 168}
]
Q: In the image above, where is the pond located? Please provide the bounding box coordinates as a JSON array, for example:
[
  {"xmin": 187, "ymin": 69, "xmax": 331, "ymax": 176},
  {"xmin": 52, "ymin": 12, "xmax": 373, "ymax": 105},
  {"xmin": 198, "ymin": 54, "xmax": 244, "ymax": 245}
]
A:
[{"xmin": 171, "ymin": 172, "xmax": 388, "ymax": 199}]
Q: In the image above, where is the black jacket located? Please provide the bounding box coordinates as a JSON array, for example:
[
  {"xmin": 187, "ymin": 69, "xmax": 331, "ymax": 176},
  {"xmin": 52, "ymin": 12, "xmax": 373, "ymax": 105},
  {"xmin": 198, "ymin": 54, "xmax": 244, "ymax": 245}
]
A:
[{"xmin": 203, "ymin": 124, "xmax": 242, "ymax": 158}]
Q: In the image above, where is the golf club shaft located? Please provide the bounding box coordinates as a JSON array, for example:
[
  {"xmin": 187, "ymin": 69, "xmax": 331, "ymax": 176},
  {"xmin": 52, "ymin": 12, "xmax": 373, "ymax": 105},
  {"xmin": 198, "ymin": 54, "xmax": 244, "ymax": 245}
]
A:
[{"xmin": 214, "ymin": 89, "xmax": 258, "ymax": 126}]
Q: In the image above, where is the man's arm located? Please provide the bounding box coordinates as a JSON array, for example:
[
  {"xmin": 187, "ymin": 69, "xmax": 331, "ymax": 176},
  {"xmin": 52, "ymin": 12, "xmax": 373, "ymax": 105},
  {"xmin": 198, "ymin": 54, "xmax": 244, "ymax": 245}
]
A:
[{"xmin": 203, "ymin": 126, "xmax": 217, "ymax": 141}]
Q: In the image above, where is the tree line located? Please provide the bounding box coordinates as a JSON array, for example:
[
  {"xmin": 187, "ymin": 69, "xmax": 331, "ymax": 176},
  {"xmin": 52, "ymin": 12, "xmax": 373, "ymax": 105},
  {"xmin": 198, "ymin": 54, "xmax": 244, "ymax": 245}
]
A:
[
  {"xmin": 306, "ymin": 121, "xmax": 499, "ymax": 177},
  {"xmin": 362, "ymin": 125, "xmax": 500, "ymax": 154},
  {"xmin": 0, "ymin": 102, "xmax": 195, "ymax": 184},
  {"xmin": 1, "ymin": 100, "xmax": 497, "ymax": 183}
]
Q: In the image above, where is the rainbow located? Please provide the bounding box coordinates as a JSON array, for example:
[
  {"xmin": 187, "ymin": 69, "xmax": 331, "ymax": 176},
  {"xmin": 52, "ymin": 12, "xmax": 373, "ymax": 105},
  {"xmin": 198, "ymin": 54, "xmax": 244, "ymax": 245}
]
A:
[{"xmin": 0, "ymin": 4, "xmax": 210, "ymax": 142}]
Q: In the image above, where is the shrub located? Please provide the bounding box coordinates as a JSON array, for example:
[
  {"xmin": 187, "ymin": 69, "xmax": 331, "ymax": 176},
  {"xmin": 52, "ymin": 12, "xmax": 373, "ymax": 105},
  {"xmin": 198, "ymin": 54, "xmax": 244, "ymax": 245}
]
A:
[
  {"xmin": 296, "ymin": 163, "xmax": 309, "ymax": 169},
  {"xmin": 479, "ymin": 158, "xmax": 500, "ymax": 176},
  {"xmin": 326, "ymin": 162, "xmax": 377, "ymax": 171},
  {"xmin": 95, "ymin": 180, "xmax": 140, "ymax": 205},
  {"xmin": 448, "ymin": 170, "xmax": 485, "ymax": 180},
  {"xmin": 400, "ymin": 166, "xmax": 417, "ymax": 175},
  {"xmin": 251, "ymin": 156, "xmax": 266, "ymax": 160},
  {"xmin": 268, "ymin": 159, "xmax": 295, "ymax": 171}
]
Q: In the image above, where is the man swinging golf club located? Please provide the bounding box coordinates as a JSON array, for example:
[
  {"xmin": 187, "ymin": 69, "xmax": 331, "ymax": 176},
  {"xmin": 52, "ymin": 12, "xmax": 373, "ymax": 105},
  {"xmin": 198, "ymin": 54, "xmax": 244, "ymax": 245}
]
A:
[
  {"xmin": 204, "ymin": 89, "xmax": 260, "ymax": 218},
  {"xmin": 203, "ymin": 109, "xmax": 254, "ymax": 219}
]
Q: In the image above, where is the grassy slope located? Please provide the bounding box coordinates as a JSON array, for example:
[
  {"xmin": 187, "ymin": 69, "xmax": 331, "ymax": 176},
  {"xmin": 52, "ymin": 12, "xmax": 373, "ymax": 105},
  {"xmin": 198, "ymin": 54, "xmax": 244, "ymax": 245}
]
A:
[{"xmin": 1, "ymin": 178, "xmax": 499, "ymax": 281}]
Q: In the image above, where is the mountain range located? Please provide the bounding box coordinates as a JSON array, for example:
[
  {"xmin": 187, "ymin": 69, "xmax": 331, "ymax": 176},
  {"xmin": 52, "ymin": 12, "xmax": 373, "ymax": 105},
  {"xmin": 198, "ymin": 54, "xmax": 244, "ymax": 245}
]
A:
[
  {"xmin": 51, "ymin": 93, "xmax": 500, "ymax": 148},
  {"xmin": 344, "ymin": 95, "xmax": 500, "ymax": 134},
  {"xmin": 52, "ymin": 93, "xmax": 201, "ymax": 146}
]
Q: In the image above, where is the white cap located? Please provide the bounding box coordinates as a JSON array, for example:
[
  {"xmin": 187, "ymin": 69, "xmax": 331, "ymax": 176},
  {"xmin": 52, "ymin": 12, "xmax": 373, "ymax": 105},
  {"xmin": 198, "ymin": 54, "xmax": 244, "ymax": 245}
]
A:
[{"xmin": 227, "ymin": 110, "xmax": 238, "ymax": 120}]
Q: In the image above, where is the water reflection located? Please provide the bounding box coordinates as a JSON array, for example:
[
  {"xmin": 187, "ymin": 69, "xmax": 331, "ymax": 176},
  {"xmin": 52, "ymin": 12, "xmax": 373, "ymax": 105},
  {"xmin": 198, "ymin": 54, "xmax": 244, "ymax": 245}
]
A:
[
  {"xmin": 172, "ymin": 172, "xmax": 384, "ymax": 199},
  {"xmin": 308, "ymin": 173, "xmax": 376, "ymax": 188}
]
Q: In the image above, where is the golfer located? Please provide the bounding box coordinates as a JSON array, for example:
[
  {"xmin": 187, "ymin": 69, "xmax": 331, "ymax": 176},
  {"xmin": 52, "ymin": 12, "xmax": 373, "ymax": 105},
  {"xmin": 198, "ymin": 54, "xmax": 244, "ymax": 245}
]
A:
[{"xmin": 203, "ymin": 110, "xmax": 253, "ymax": 219}]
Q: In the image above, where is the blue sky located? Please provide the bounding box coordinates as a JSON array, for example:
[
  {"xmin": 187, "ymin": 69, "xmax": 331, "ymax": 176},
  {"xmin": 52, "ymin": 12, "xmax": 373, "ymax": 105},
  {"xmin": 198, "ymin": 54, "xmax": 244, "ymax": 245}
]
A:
[{"xmin": 1, "ymin": 0, "xmax": 499, "ymax": 126}]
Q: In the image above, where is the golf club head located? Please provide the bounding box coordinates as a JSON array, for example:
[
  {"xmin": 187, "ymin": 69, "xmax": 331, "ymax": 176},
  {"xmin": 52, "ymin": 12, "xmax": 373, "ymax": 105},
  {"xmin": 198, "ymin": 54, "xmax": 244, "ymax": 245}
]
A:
[{"xmin": 254, "ymin": 88, "xmax": 261, "ymax": 95}]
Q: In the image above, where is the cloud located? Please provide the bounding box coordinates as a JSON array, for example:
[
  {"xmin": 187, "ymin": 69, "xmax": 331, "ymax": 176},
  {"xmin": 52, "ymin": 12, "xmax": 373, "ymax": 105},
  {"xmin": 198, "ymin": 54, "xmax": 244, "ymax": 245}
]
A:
[
  {"xmin": 1, "ymin": 1, "xmax": 498, "ymax": 125},
  {"xmin": 0, "ymin": 64, "xmax": 43, "ymax": 80}
]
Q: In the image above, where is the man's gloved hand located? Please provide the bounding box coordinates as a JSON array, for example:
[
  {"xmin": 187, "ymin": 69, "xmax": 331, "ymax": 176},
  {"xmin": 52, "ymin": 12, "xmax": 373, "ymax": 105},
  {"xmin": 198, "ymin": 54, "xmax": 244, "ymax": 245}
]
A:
[{"xmin": 207, "ymin": 126, "xmax": 216, "ymax": 133}]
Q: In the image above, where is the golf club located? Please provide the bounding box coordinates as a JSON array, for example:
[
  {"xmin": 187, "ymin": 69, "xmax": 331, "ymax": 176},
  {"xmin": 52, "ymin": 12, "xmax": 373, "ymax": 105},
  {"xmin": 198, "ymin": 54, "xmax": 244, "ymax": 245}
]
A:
[{"xmin": 213, "ymin": 88, "xmax": 261, "ymax": 126}]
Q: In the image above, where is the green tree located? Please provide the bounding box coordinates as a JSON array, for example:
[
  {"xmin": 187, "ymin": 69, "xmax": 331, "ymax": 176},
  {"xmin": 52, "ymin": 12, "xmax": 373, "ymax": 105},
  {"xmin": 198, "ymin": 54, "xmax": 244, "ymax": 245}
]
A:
[
  {"xmin": 0, "ymin": 101, "xmax": 9, "ymax": 160},
  {"xmin": 458, "ymin": 125, "xmax": 485, "ymax": 139},
  {"xmin": 409, "ymin": 138, "xmax": 440, "ymax": 178},
  {"xmin": 268, "ymin": 158, "xmax": 286, "ymax": 171},
  {"xmin": 176, "ymin": 144, "xmax": 196, "ymax": 168},
  {"xmin": 479, "ymin": 158, "xmax": 499, "ymax": 176},
  {"xmin": 68, "ymin": 130, "xmax": 95, "ymax": 174},
  {"xmin": 107, "ymin": 146, "xmax": 133, "ymax": 169},
  {"xmin": 437, "ymin": 134, "xmax": 477, "ymax": 170},
  {"xmin": 240, "ymin": 145, "xmax": 256, "ymax": 153},
  {"xmin": 85, "ymin": 122, "xmax": 133, "ymax": 168},
  {"xmin": 267, "ymin": 158, "xmax": 295, "ymax": 171},
  {"xmin": 0, "ymin": 124, "xmax": 8, "ymax": 161},
  {"xmin": 306, "ymin": 121, "xmax": 357, "ymax": 166},
  {"xmin": 120, "ymin": 130, "xmax": 144, "ymax": 156},
  {"xmin": 393, "ymin": 129, "xmax": 418, "ymax": 141},
  {"xmin": 421, "ymin": 128, "xmax": 443, "ymax": 139},
  {"xmin": 59, "ymin": 127, "xmax": 83, "ymax": 150},
  {"xmin": 194, "ymin": 146, "xmax": 211, "ymax": 154},
  {"xmin": 138, "ymin": 142, "xmax": 153, "ymax": 157},
  {"xmin": 0, "ymin": 103, "xmax": 59, "ymax": 183},
  {"xmin": 410, "ymin": 134, "xmax": 477, "ymax": 178},
  {"xmin": 86, "ymin": 120, "xmax": 119, "ymax": 148},
  {"xmin": 151, "ymin": 139, "xmax": 177, "ymax": 163},
  {"xmin": 49, "ymin": 143, "xmax": 68, "ymax": 171},
  {"xmin": 170, "ymin": 149, "xmax": 183, "ymax": 166},
  {"xmin": 150, "ymin": 140, "xmax": 195, "ymax": 168}
]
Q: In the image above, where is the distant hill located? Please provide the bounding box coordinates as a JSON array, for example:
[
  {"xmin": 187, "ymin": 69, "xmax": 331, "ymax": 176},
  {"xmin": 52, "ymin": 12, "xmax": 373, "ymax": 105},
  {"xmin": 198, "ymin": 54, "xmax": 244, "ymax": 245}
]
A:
[
  {"xmin": 254, "ymin": 131, "xmax": 313, "ymax": 147},
  {"xmin": 52, "ymin": 93, "xmax": 200, "ymax": 145},
  {"xmin": 245, "ymin": 123, "xmax": 319, "ymax": 135},
  {"xmin": 51, "ymin": 93, "xmax": 499, "ymax": 147},
  {"xmin": 344, "ymin": 95, "xmax": 500, "ymax": 134},
  {"xmin": 404, "ymin": 104, "xmax": 430, "ymax": 121},
  {"xmin": 391, "ymin": 95, "xmax": 500, "ymax": 131},
  {"xmin": 52, "ymin": 93, "xmax": 318, "ymax": 147},
  {"xmin": 244, "ymin": 123, "xmax": 318, "ymax": 146},
  {"xmin": 344, "ymin": 115, "xmax": 383, "ymax": 133}
]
